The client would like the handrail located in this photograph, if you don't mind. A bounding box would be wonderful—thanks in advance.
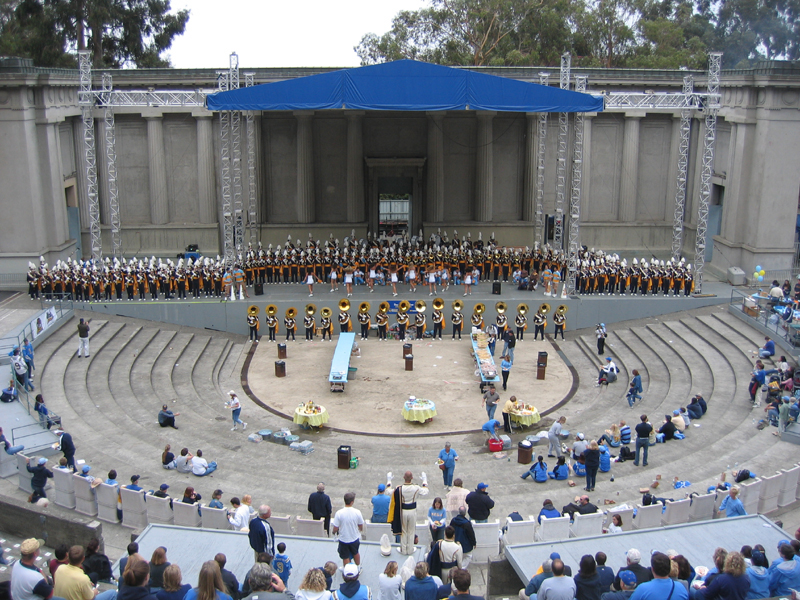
[729,288,798,347]
[11,421,59,454]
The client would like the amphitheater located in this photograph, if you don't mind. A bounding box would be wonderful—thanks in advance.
[0,285,798,596]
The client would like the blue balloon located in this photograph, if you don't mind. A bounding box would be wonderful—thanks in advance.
[756,265,762,272]
[758,275,764,281]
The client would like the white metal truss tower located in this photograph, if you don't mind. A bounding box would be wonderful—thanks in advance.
[244,72,258,247]
[671,75,693,261]
[101,73,122,259]
[229,53,244,257]
[693,53,722,293]
[78,50,102,261]
[566,76,587,294]
[553,53,571,250]
[217,68,234,266]
[534,73,549,247]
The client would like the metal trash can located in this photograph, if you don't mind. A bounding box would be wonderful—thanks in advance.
[278,343,287,359]
[405,354,413,371]
[518,440,533,464]
[537,351,548,380]
[403,343,412,357]
[275,360,286,377]
[338,445,352,469]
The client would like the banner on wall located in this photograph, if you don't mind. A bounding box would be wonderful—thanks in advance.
[30,307,58,340]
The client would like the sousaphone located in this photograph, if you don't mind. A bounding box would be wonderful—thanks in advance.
[556,305,569,315]
[398,300,411,313]
[432,297,444,311]
[286,307,297,319]
[378,301,390,314]
[517,303,529,315]
[539,303,551,315]
[266,304,278,316]
[320,307,332,319]
[452,299,463,312]
[495,301,507,314]
[474,303,485,315]
[359,301,371,314]
[339,298,351,312]
[305,304,316,316]
[415,300,427,313]
[247,305,260,316]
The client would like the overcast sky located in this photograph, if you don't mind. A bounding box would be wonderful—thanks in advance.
[168,0,426,69]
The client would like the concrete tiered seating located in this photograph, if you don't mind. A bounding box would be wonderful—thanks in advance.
[502,517,536,547]
[145,495,174,525]
[96,483,120,523]
[73,474,97,516]
[120,487,148,529]
[295,517,326,538]
[632,504,662,530]
[52,466,75,509]
[270,515,294,535]
[661,498,691,526]
[570,512,604,537]
[173,501,202,527]
[416,520,432,548]
[779,466,800,507]
[364,521,392,542]
[757,472,782,514]
[739,478,763,515]
[604,507,634,532]
[470,520,500,562]
[16,453,32,493]
[688,493,716,522]
[201,506,233,530]
[535,516,570,541]
[0,446,17,478]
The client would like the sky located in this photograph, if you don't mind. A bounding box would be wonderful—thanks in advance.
[167,0,427,70]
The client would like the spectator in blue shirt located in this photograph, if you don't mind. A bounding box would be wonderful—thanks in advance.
[630,552,688,600]
[126,475,143,492]
[22,338,34,379]
[719,486,747,518]
[759,337,776,359]
[482,419,501,441]
[209,489,224,509]
[272,542,292,585]
[537,499,561,524]
[371,483,391,523]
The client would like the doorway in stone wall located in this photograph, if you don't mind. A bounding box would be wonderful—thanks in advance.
[378,177,412,238]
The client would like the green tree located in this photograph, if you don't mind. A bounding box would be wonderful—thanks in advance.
[0,0,189,68]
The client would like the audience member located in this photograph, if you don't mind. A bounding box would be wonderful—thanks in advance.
[404,562,437,600]
[53,545,99,600]
[574,554,603,600]
[628,552,687,600]
[450,570,482,600]
[334,564,370,600]
[214,554,240,600]
[117,555,156,600]
[156,565,192,600]
[613,550,653,590]
[519,559,552,600]
[536,559,576,600]
[378,562,402,600]
[11,538,53,600]
[184,561,232,600]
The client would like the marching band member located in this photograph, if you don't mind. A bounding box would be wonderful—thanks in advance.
[515,309,527,340]
[463,269,472,296]
[551,268,562,298]
[343,267,354,297]
[553,309,566,341]
[396,308,409,340]
[306,272,317,297]
[266,312,278,342]
[329,265,339,292]
[533,309,546,341]
[451,309,463,341]
[284,312,296,341]
[338,308,352,333]
[426,266,436,295]
[432,307,444,340]
[496,312,508,339]
[357,308,371,340]
[247,311,259,343]
[407,262,417,293]
[304,311,315,341]
[389,266,399,297]
[320,311,333,341]
[414,311,426,340]
[471,310,483,330]
[376,308,389,341]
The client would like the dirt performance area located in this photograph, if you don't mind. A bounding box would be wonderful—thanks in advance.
[246,332,572,435]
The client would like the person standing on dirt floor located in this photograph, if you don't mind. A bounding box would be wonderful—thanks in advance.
[596,323,607,355]
[548,416,566,458]
[226,391,247,431]
[438,443,458,489]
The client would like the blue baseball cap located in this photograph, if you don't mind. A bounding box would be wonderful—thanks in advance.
[550,552,560,560]
[619,571,637,587]
[477,482,488,490]
[378,484,386,492]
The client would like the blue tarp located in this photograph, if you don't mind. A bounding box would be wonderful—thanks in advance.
[206,60,603,113]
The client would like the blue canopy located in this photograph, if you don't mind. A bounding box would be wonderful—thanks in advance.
[206,60,603,113]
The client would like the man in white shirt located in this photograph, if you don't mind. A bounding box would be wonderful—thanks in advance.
[191,449,217,476]
[398,471,429,555]
[332,492,365,566]
[228,497,252,530]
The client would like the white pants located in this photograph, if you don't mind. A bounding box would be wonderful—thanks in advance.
[401,509,416,554]
[78,337,90,357]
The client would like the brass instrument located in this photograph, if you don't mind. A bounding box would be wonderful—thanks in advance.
[398,300,411,313]
[286,307,297,319]
[378,301,390,314]
[432,297,444,310]
[338,298,351,312]
[359,301,371,314]
[247,305,260,316]
[305,303,316,316]
[474,303,485,315]
[517,303,529,315]
[539,303,551,315]
[496,301,507,314]
[556,304,569,315]
[321,307,332,319]
[452,299,463,312]
[266,304,278,316]
[415,300,427,313]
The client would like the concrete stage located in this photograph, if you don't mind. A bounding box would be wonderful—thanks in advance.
[245,333,571,436]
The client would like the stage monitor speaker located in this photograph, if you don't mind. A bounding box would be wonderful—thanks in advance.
[254,283,264,296]
[492,282,501,295]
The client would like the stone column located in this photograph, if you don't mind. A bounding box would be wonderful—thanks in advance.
[146,115,169,225]
[426,112,445,222]
[346,111,365,223]
[619,113,643,222]
[295,111,315,223]
[474,111,495,222]
[522,113,537,222]
[195,114,216,224]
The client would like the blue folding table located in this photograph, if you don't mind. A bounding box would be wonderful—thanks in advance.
[329,332,356,392]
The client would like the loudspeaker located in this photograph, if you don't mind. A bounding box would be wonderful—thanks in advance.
[254,283,264,296]
[492,282,501,295]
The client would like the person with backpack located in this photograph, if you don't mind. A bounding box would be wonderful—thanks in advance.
[521,455,548,482]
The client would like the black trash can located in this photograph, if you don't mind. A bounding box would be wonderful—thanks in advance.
[537,351,548,380]
[278,343,287,359]
[275,360,286,377]
[338,445,352,469]
[492,282,502,295]
[405,354,413,371]
[518,440,533,464]
[403,343,412,357]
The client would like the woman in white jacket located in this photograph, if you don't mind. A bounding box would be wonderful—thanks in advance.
[295,568,332,600]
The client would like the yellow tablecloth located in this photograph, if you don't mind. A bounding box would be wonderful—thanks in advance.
[510,408,541,426]
[403,400,437,423]
[293,406,329,427]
